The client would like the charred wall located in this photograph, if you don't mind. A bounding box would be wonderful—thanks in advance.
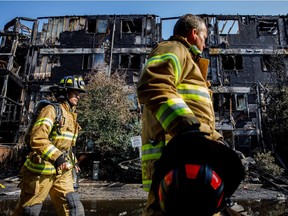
[0,14,161,146]
[201,14,288,155]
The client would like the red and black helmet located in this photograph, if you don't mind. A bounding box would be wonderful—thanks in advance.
[154,131,245,215]
[158,163,225,215]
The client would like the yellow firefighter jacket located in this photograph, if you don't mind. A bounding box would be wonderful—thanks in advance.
[137,37,223,192]
[24,101,80,175]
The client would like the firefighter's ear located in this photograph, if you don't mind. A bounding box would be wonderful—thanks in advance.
[191,29,198,40]
[187,29,197,44]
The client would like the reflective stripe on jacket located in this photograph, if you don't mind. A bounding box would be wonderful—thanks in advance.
[24,101,79,175]
[137,39,223,191]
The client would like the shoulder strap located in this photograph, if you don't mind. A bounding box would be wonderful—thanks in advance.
[49,102,63,135]
[23,100,62,150]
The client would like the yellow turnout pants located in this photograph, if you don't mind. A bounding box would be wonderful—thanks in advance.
[13,166,75,216]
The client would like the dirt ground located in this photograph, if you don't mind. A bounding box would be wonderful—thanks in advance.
[1,177,288,215]
[1,177,286,201]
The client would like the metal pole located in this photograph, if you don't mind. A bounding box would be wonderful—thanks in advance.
[108,15,116,77]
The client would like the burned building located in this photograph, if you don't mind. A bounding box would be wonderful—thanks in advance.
[202,14,288,156]
[0,14,288,159]
[0,14,161,149]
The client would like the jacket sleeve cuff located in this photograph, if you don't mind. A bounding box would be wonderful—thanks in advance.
[54,155,66,169]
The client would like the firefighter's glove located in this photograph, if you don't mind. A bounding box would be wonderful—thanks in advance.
[179,116,203,135]
[54,155,72,175]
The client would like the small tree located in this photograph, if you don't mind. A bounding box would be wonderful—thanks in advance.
[77,72,142,182]
[262,55,288,170]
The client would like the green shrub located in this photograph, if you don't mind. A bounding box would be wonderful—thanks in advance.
[76,72,142,182]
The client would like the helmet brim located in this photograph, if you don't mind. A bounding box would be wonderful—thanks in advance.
[49,86,86,93]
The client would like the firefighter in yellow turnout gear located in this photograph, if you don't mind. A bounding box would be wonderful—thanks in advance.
[137,14,227,215]
[13,75,86,216]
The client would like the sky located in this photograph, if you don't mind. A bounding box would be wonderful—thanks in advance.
[0,1,288,39]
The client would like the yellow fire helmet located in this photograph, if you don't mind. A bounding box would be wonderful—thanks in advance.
[50,75,86,94]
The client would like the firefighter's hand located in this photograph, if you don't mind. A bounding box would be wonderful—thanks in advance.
[54,155,72,174]
[58,162,73,171]
[74,164,81,173]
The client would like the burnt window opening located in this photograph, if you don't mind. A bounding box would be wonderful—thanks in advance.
[215,93,248,112]
[207,17,217,46]
[213,93,220,113]
[120,55,129,68]
[122,19,142,33]
[218,19,239,35]
[87,19,96,33]
[119,54,141,69]
[262,55,285,72]
[82,54,92,70]
[0,35,4,47]
[97,20,108,33]
[262,55,273,71]
[248,94,257,104]
[213,93,247,113]
[258,20,278,36]
[224,94,235,111]
[0,56,8,69]
[87,19,108,34]
[213,93,236,113]
[69,18,78,31]
[222,55,243,70]
[235,94,247,111]
[130,55,141,69]
[92,54,105,69]
[146,18,152,35]
[19,20,33,36]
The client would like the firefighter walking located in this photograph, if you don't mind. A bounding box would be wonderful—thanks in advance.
[137,14,244,215]
[13,75,86,216]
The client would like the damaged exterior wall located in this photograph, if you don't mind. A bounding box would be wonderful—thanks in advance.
[0,14,161,150]
[202,14,288,155]
[0,14,287,157]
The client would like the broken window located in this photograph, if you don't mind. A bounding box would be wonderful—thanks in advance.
[87,19,97,33]
[258,20,278,36]
[87,19,108,34]
[119,54,141,69]
[0,35,4,48]
[120,54,129,68]
[92,54,105,69]
[235,94,247,111]
[122,19,142,33]
[97,20,108,33]
[207,17,217,46]
[224,94,235,111]
[146,18,152,34]
[219,93,247,112]
[0,56,8,69]
[19,20,33,36]
[82,54,92,70]
[218,19,239,35]
[69,18,78,31]
[130,55,141,69]
[222,55,243,70]
[262,55,273,71]
[262,55,285,72]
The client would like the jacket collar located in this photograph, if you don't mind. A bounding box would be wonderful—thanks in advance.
[168,35,202,61]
